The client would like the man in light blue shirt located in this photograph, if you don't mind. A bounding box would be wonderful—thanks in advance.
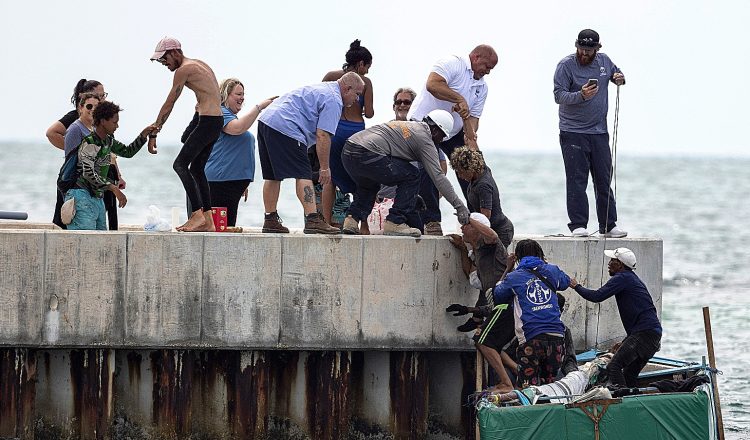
[554,29,626,238]
[257,72,365,234]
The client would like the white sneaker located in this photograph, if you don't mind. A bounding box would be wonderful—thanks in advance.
[603,226,628,238]
[571,227,589,237]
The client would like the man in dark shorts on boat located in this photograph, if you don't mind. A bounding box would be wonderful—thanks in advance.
[149,36,223,232]
[570,247,662,388]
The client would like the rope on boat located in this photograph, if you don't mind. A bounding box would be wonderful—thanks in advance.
[595,84,621,350]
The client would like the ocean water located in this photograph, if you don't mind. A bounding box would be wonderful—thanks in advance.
[1,142,748,437]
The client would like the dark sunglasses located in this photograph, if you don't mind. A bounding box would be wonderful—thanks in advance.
[85,103,96,110]
[394,99,412,106]
[98,92,108,100]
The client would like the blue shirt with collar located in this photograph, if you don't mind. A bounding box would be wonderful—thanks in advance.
[258,82,343,147]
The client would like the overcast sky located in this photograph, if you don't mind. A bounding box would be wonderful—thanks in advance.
[2,0,748,157]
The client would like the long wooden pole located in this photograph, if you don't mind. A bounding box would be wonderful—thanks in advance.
[475,350,483,439]
[703,306,725,440]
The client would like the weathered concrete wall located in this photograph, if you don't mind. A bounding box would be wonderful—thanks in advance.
[1,348,476,440]
[0,230,662,351]
[0,230,662,439]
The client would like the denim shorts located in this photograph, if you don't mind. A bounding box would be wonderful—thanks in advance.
[65,188,106,230]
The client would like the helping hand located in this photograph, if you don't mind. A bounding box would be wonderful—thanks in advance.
[148,137,158,154]
[111,187,127,208]
[446,304,469,316]
[456,206,470,225]
[506,253,517,268]
[452,100,470,119]
[447,234,466,251]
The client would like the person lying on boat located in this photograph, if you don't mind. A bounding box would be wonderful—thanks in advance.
[570,247,662,389]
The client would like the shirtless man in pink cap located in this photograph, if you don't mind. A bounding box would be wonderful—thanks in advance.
[149,36,222,232]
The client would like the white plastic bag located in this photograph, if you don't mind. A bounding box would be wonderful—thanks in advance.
[367,198,394,235]
[143,205,171,232]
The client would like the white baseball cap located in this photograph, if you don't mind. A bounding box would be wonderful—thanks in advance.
[469,212,490,227]
[150,36,181,61]
[604,247,636,269]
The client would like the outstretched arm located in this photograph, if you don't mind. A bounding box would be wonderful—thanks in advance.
[224,97,276,135]
[464,117,479,149]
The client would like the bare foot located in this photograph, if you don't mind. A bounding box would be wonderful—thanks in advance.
[200,211,216,232]
[488,383,515,394]
[360,223,370,235]
[177,211,207,232]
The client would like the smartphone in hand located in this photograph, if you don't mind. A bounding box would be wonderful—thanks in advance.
[585,78,599,88]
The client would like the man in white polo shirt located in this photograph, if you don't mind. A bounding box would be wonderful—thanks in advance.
[407,45,498,235]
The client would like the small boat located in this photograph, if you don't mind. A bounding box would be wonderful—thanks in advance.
[476,352,721,439]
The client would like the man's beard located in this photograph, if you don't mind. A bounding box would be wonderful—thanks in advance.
[577,52,594,66]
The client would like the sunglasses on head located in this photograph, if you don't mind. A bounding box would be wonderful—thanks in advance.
[394,99,412,106]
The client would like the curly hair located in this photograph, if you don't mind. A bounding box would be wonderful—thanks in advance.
[93,101,122,126]
[449,146,485,175]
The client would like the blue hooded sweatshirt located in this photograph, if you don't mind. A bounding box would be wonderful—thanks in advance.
[493,256,571,344]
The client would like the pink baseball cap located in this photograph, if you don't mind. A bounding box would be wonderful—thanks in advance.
[150,36,181,60]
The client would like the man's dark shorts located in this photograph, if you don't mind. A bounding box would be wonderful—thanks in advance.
[258,121,313,180]
[474,305,515,352]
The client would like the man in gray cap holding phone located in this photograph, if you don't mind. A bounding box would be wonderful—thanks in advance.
[554,29,626,238]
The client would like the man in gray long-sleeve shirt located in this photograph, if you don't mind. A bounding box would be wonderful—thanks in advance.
[341,109,470,237]
[554,29,627,238]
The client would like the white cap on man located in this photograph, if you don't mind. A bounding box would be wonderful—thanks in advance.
[604,247,636,269]
[469,212,490,228]
[150,36,181,60]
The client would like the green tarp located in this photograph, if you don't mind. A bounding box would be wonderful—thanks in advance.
[479,391,711,440]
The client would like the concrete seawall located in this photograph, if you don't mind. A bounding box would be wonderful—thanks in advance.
[0,229,662,439]
[0,230,662,350]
